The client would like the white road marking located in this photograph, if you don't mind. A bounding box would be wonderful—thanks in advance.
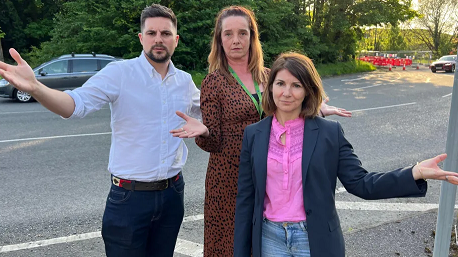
[336,201,457,212]
[336,187,347,194]
[0,108,109,115]
[442,93,452,98]
[341,76,369,82]
[175,239,203,257]
[0,232,101,253]
[1,201,452,255]
[0,110,50,115]
[350,102,416,112]
[0,132,112,144]
[352,83,383,90]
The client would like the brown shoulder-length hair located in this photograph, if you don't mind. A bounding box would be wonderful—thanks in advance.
[207,6,268,85]
[262,52,327,119]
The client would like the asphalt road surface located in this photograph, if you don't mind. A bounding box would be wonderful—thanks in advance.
[0,67,456,257]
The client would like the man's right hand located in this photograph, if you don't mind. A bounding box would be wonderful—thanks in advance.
[0,48,40,94]
[0,48,76,118]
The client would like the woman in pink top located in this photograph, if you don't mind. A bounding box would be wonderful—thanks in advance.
[233,52,458,257]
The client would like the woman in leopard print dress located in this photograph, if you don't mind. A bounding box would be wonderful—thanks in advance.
[195,6,351,256]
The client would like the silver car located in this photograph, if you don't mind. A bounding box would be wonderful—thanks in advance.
[0,53,121,102]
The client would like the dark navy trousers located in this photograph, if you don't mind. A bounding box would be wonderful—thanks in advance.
[101,174,185,257]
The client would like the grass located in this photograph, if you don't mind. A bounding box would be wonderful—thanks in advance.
[189,71,207,89]
[190,60,376,87]
[315,60,376,77]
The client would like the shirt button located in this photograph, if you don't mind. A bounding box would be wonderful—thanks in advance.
[162,160,165,163]
[163,141,166,144]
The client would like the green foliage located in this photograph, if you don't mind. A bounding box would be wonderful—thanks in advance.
[189,70,207,88]
[1,0,418,69]
[315,60,376,77]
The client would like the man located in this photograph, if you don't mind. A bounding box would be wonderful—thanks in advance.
[0,4,207,257]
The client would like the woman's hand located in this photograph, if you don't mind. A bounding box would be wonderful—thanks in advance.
[320,97,352,117]
[413,154,458,185]
[170,111,209,138]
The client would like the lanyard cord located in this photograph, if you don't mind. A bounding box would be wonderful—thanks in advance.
[228,66,263,120]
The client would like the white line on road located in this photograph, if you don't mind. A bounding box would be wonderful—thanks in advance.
[1,201,453,254]
[352,83,383,90]
[0,108,109,115]
[341,76,369,82]
[0,110,50,115]
[336,201,457,212]
[442,93,452,98]
[175,239,204,257]
[0,132,112,144]
[350,102,416,112]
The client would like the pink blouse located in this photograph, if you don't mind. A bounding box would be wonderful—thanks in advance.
[263,115,307,222]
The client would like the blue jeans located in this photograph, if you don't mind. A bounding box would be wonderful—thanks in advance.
[101,173,185,257]
[261,218,311,257]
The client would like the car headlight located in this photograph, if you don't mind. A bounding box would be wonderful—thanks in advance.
[0,79,10,87]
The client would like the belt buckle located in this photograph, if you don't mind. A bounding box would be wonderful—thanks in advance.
[112,176,121,187]
[165,179,168,189]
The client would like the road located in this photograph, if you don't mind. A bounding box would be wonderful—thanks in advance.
[0,67,456,257]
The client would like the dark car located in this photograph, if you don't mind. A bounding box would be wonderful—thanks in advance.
[430,55,456,73]
[0,53,122,102]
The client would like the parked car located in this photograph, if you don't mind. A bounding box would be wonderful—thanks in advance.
[430,55,456,73]
[0,53,122,102]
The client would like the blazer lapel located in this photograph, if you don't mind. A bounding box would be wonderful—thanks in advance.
[254,116,272,199]
[301,118,319,185]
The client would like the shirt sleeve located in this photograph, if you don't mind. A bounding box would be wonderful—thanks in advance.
[188,78,202,121]
[64,62,122,119]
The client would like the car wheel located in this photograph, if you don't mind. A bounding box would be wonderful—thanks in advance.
[453,65,456,73]
[431,68,436,73]
[14,89,33,103]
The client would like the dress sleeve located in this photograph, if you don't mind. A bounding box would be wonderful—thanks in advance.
[195,73,223,152]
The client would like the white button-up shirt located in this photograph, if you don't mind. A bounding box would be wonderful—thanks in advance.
[65,52,201,182]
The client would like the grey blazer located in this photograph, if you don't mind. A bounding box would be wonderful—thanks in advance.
[234,116,427,257]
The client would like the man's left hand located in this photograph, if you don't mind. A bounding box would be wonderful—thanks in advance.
[321,97,352,117]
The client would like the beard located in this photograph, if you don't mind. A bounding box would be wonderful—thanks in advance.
[146,45,171,63]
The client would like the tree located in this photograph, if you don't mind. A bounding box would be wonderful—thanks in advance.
[0,0,64,62]
[408,0,458,58]
[300,0,416,63]
[0,27,5,62]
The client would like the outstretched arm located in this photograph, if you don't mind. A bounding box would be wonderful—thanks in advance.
[413,154,458,184]
[0,48,75,117]
[320,97,352,117]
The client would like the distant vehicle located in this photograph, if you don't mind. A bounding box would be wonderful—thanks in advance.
[0,53,122,102]
[430,55,456,73]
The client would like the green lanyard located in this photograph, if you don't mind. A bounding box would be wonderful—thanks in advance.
[228,66,263,120]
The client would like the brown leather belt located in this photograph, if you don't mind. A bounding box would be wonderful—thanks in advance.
[112,172,181,191]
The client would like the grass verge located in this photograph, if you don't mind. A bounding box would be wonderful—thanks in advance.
[315,60,376,77]
[189,71,206,89]
[189,60,376,88]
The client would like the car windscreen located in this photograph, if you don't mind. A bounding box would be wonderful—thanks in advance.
[439,56,456,61]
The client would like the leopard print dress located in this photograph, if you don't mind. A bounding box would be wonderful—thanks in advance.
[195,69,267,256]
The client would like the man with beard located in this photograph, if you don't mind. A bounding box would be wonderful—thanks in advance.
[0,4,207,257]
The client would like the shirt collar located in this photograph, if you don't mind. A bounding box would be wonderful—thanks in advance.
[272,114,304,142]
[139,51,177,78]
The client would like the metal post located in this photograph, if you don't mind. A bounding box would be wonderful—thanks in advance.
[433,52,458,256]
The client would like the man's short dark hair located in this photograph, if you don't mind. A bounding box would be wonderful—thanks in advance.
[140,4,177,31]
